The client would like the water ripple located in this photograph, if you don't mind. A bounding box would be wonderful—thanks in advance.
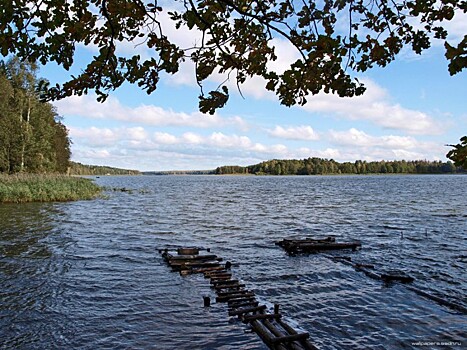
[1,175,466,349]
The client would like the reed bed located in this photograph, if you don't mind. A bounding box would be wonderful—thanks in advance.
[0,174,101,203]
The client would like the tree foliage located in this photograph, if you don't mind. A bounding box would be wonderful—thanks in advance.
[0,0,465,113]
[446,136,467,169]
[0,57,71,173]
[216,158,463,175]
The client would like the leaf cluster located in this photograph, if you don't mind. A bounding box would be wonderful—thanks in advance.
[1,0,465,112]
[446,136,467,169]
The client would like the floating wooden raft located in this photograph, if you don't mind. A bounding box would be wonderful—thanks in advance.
[276,237,361,254]
[160,247,318,350]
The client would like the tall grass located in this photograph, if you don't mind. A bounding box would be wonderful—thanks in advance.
[0,174,102,203]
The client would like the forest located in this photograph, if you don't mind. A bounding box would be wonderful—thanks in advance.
[0,57,71,174]
[70,162,140,176]
[216,158,464,175]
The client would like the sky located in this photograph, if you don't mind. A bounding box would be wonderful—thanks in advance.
[40,6,467,172]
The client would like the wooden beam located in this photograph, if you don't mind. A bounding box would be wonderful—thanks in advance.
[213,283,246,291]
[242,313,282,322]
[270,333,310,344]
[228,304,266,316]
[211,279,239,285]
[228,301,259,309]
[216,291,255,302]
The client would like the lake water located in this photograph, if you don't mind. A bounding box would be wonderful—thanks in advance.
[1,175,466,349]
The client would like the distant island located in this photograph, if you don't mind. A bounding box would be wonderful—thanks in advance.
[213,158,465,176]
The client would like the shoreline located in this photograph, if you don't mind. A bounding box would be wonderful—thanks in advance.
[0,174,102,203]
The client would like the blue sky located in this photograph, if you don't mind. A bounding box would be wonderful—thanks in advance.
[41,8,466,171]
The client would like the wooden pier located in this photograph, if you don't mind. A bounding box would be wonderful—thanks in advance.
[160,247,318,350]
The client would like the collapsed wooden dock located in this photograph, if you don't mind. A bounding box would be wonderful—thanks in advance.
[276,237,361,254]
[160,247,318,350]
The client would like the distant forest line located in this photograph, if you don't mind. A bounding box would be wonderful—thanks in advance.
[215,158,465,175]
[70,162,141,176]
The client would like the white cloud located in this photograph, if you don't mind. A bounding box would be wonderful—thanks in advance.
[326,128,446,160]
[269,125,320,141]
[69,124,451,171]
[69,126,149,147]
[55,94,248,130]
[154,132,178,145]
[301,79,441,135]
[328,128,427,149]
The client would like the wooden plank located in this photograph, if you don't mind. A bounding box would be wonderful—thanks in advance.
[168,254,219,261]
[228,301,259,309]
[208,275,233,282]
[217,289,249,297]
[213,283,246,291]
[276,320,319,350]
[276,237,335,247]
[270,333,309,344]
[242,313,282,322]
[249,320,286,350]
[217,291,255,302]
[179,266,224,275]
[227,296,257,304]
[204,271,230,278]
[177,247,199,255]
[293,242,361,251]
[228,304,266,316]
[182,261,221,268]
[211,279,239,285]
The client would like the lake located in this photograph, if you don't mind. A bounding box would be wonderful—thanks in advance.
[1,175,466,349]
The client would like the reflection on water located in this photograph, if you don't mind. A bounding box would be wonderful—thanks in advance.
[1,175,466,349]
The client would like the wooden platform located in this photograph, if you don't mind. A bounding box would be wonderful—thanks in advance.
[276,237,361,254]
[160,247,318,350]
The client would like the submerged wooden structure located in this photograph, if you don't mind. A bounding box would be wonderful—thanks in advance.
[160,247,318,350]
[276,237,361,254]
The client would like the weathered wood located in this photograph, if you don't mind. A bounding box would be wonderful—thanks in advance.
[179,266,224,275]
[217,291,255,302]
[204,271,231,278]
[228,301,259,309]
[242,313,282,322]
[217,289,249,297]
[276,236,336,247]
[249,320,280,349]
[263,319,287,341]
[177,247,199,255]
[213,283,246,291]
[270,333,310,344]
[228,304,266,316]
[207,274,232,284]
[227,296,257,304]
[291,241,361,252]
[277,320,319,350]
[211,279,239,285]
[278,238,361,254]
[380,274,414,283]
[168,254,219,261]
[182,261,221,268]
[161,246,318,350]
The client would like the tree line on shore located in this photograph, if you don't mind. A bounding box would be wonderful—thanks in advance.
[215,158,464,176]
[0,57,71,174]
[70,162,140,176]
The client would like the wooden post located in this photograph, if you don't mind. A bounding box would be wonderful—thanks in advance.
[203,296,211,307]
